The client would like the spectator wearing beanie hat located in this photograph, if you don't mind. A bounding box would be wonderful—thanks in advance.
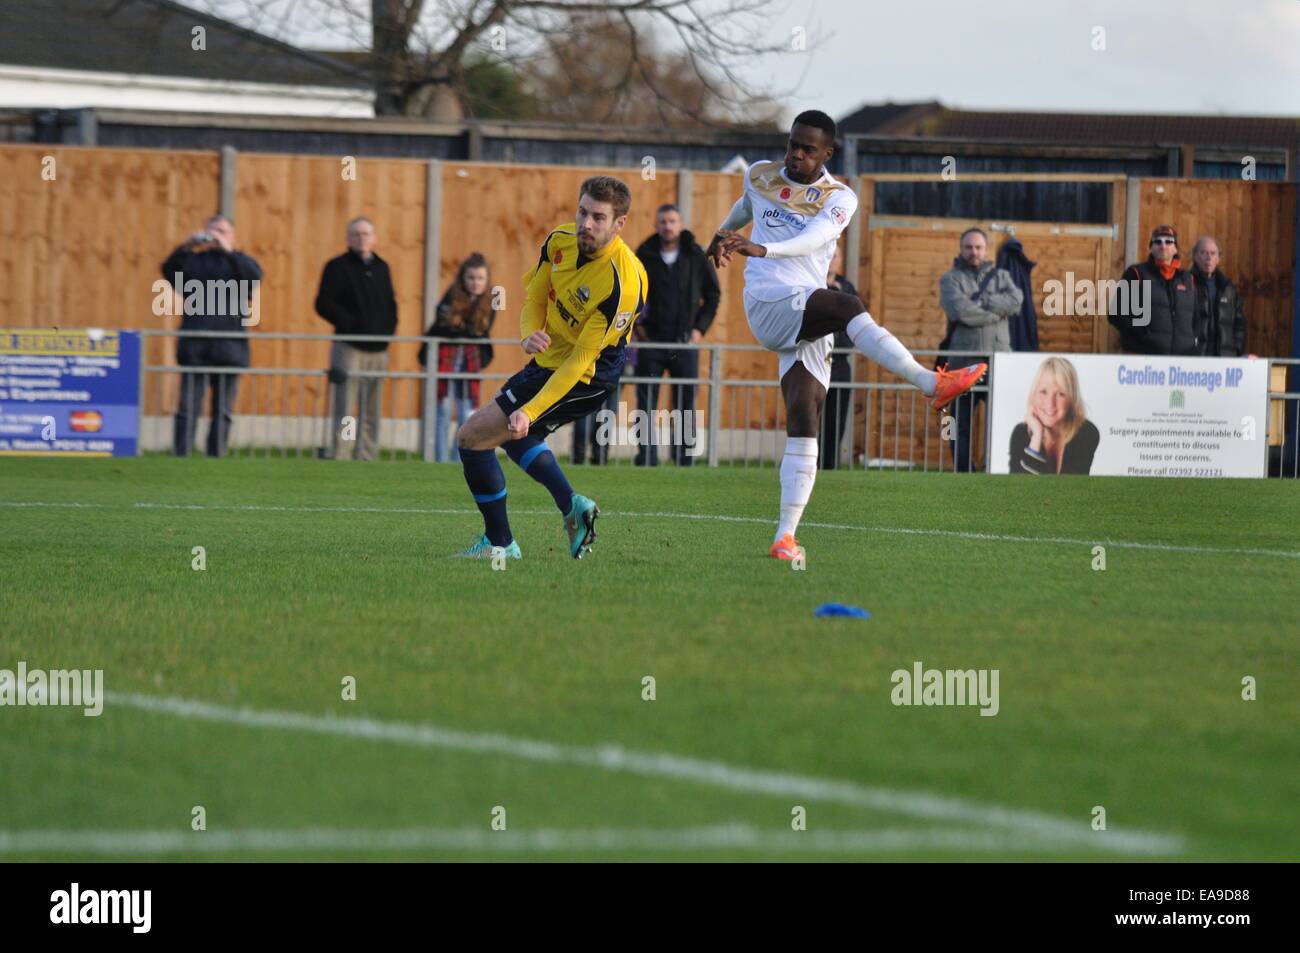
[1108,224,1198,355]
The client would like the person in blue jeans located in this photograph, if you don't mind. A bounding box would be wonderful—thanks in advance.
[419,253,495,462]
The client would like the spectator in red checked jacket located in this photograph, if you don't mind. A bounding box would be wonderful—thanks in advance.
[419,253,496,462]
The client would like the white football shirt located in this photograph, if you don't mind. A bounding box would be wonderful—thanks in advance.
[733,160,859,301]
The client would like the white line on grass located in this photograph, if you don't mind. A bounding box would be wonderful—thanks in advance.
[103,691,1182,857]
[3,499,1297,560]
[0,824,1122,856]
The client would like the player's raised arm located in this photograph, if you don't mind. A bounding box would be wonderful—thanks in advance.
[723,191,856,260]
[707,193,753,268]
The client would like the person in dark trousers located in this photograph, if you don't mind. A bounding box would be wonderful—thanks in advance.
[162,214,262,458]
[1108,224,1197,355]
[633,204,720,466]
[1189,236,1247,357]
[315,216,398,461]
[821,243,857,469]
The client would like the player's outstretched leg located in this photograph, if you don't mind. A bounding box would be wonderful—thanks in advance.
[455,403,520,559]
[771,361,823,560]
[503,434,598,559]
[801,289,988,411]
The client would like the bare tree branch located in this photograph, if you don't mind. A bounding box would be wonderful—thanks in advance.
[188,0,804,126]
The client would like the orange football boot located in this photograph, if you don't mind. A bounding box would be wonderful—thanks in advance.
[931,361,988,412]
[770,533,803,560]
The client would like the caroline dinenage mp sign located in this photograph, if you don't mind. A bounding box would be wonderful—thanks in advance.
[988,353,1270,478]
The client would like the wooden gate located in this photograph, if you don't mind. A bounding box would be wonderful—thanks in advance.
[858,214,1117,468]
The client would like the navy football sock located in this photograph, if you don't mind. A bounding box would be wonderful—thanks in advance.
[460,447,512,546]
[504,436,575,514]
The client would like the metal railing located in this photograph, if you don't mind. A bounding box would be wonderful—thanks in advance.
[137,330,1300,475]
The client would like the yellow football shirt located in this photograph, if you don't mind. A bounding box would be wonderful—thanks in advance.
[517,224,647,421]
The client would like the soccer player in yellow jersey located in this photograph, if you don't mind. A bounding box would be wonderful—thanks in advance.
[454,176,647,560]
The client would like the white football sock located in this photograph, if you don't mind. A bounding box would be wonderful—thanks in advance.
[846,312,937,396]
[776,436,818,541]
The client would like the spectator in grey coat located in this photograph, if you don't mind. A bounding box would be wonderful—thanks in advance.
[939,228,1023,472]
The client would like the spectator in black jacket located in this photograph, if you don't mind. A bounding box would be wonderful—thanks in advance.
[314,217,398,461]
[633,204,720,466]
[161,214,262,458]
[1108,224,1197,355]
[821,242,857,469]
[1190,236,1247,357]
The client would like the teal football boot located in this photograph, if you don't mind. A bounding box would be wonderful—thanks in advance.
[563,494,600,559]
[454,534,521,559]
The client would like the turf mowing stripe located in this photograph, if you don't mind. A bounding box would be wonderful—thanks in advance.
[0,825,1130,856]
[4,499,1298,560]
[104,691,1183,857]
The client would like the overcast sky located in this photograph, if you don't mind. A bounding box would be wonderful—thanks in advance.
[757,0,1300,123]
[201,0,1300,123]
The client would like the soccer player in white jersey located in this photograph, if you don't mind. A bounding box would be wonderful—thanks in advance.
[708,110,986,560]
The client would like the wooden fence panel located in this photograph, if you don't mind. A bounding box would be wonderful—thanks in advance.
[232,153,428,419]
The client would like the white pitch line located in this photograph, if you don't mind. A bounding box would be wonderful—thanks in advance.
[617,510,1300,560]
[3,498,1298,560]
[104,691,1182,857]
[0,824,1108,856]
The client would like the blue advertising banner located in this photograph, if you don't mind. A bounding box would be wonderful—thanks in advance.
[0,329,140,457]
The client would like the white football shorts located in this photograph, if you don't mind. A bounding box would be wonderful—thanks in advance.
[742,287,833,392]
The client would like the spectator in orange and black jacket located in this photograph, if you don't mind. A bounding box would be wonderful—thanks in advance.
[1109,224,1197,356]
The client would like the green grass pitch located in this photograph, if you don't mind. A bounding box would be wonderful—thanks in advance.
[1,455,1296,861]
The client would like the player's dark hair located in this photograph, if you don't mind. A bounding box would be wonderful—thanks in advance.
[656,203,680,216]
[580,176,632,219]
[792,110,837,146]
